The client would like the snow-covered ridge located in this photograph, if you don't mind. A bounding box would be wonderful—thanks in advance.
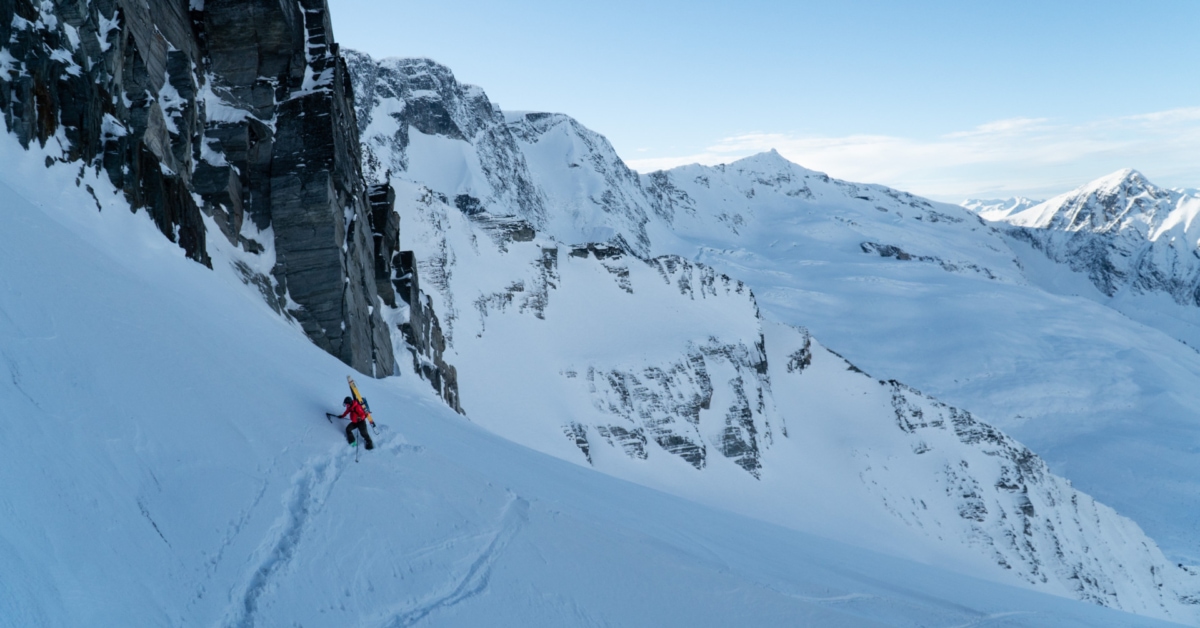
[389,172,1200,620]
[777,336,1200,615]
[345,50,1200,622]
[997,168,1200,304]
[962,197,1043,220]
[646,151,1200,582]
[345,51,657,257]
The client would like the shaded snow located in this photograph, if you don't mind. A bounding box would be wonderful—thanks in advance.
[346,52,1200,623]
[0,135,1186,627]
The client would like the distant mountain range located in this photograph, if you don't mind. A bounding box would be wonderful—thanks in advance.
[961,197,1043,220]
[344,50,1200,622]
[3,0,1200,620]
[969,169,1200,308]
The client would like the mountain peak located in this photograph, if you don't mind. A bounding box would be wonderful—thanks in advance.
[1005,167,1182,232]
[1079,168,1154,197]
[739,148,788,164]
[728,149,808,174]
[1032,168,1161,215]
[371,54,455,79]
[1059,168,1177,215]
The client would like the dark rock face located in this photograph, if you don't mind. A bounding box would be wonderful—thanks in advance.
[1,0,210,265]
[578,255,775,478]
[860,242,1000,280]
[584,337,770,477]
[1001,170,1200,308]
[369,183,401,306]
[354,183,462,411]
[467,213,536,247]
[394,250,461,413]
[785,329,813,374]
[0,0,394,377]
[344,52,547,227]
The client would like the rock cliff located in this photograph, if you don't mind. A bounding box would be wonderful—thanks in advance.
[0,0,394,376]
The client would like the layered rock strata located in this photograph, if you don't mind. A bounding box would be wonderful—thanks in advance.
[0,0,395,376]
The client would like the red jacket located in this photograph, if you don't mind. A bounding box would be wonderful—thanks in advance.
[340,400,368,423]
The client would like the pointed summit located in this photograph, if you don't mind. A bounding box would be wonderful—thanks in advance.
[1061,168,1170,220]
[1006,168,1171,230]
[733,149,794,168]
[999,166,1200,302]
[726,149,822,180]
[1078,168,1157,197]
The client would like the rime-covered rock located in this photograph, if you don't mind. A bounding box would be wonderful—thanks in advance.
[999,169,1200,306]
[345,51,655,257]
[0,0,395,377]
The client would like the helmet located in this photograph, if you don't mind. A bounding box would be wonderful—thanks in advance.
[344,396,353,405]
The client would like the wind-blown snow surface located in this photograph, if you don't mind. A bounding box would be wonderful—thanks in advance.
[0,140,1183,627]
[346,53,1200,622]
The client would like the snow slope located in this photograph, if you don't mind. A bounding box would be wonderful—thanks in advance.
[346,52,1200,621]
[641,156,1200,571]
[963,197,1044,221]
[1,131,1188,627]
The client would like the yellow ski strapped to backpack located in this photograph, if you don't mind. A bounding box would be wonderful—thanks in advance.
[347,376,375,427]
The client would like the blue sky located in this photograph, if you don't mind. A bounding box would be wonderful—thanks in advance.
[327,0,1200,200]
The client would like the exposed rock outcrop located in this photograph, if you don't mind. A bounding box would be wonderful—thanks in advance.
[344,52,547,229]
[0,0,395,377]
[344,50,655,258]
[999,169,1200,308]
[394,249,461,413]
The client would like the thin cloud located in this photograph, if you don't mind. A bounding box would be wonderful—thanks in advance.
[625,108,1200,201]
[946,117,1050,138]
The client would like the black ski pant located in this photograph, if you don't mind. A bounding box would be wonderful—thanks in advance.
[346,420,373,449]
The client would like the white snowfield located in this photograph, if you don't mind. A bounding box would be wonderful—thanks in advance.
[640,153,1200,573]
[962,197,1043,221]
[957,170,1200,562]
[347,53,1200,623]
[1,139,1188,627]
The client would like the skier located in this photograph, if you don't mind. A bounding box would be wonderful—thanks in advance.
[339,396,374,450]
